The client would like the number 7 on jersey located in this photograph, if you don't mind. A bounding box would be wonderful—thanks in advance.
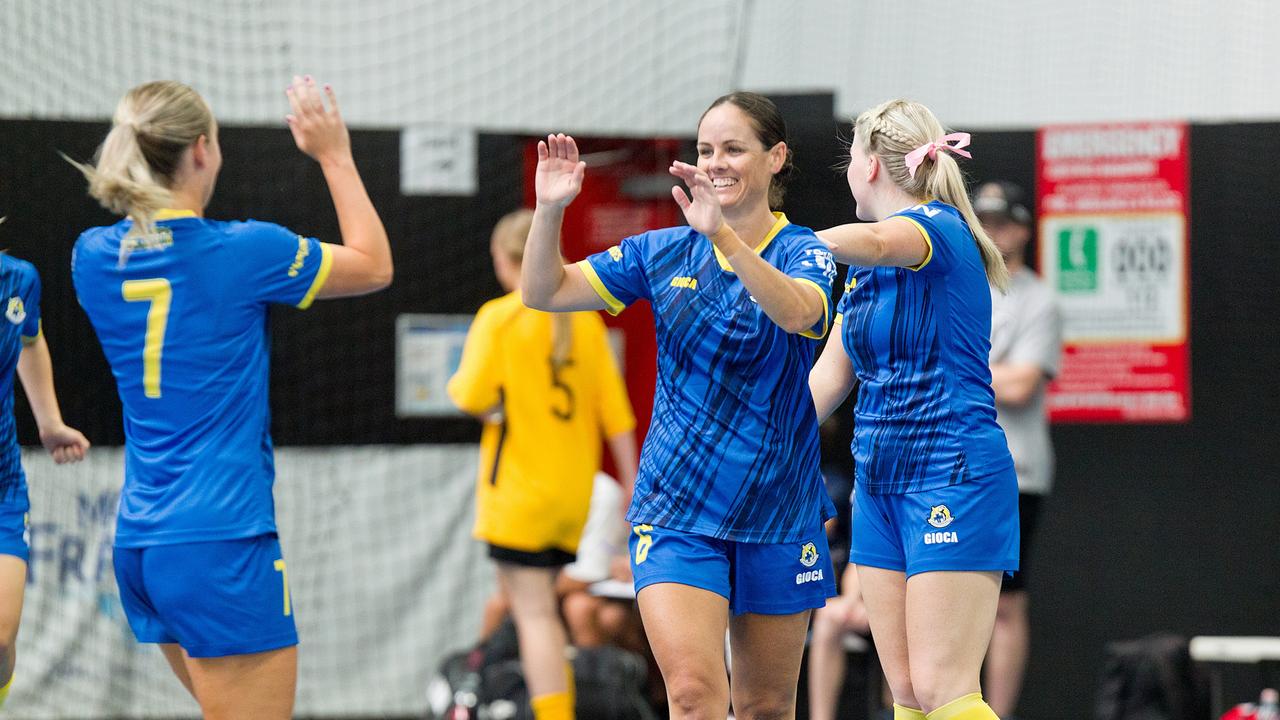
[121,278,172,399]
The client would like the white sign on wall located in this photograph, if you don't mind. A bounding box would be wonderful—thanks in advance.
[400,124,477,196]
[396,313,472,417]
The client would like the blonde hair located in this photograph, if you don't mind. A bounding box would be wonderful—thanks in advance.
[66,81,214,256]
[853,99,1009,290]
[491,209,574,366]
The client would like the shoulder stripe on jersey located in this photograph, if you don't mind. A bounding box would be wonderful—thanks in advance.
[575,260,626,316]
[794,277,830,340]
[20,320,42,346]
[297,243,334,310]
[898,216,935,272]
[713,212,791,272]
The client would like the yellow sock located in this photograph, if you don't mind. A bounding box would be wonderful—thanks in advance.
[530,663,575,720]
[926,693,999,720]
[0,675,11,708]
[895,703,928,719]
[530,690,574,720]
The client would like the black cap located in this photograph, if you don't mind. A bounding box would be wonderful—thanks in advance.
[973,180,1032,226]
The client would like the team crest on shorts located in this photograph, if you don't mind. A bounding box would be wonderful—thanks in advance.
[927,504,954,528]
[5,297,25,325]
[799,541,819,568]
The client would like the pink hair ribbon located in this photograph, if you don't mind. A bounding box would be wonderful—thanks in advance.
[903,132,972,178]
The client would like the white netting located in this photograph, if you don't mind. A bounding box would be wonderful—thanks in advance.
[0,0,746,136]
[11,446,491,719]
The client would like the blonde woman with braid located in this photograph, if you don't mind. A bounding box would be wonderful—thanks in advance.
[70,77,391,719]
[447,208,638,720]
[809,100,1015,720]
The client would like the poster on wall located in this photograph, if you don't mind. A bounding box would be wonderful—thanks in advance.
[1036,121,1191,422]
[395,314,471,417]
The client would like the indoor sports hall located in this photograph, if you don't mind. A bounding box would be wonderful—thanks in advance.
[0,2,1275,720]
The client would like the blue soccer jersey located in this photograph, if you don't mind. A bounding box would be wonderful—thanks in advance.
[578,213,837,543]
[0,255,42,508]
[72,209,332,547]
[837,200,1013,495]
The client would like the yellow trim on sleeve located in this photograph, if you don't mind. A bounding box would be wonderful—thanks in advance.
[899,217,934,271]
[834,312,843,325]
[575,260,626,316]
[296,243,334,310]
[794,278,830,339]
[21,319,42,346]
[713,212,790,272]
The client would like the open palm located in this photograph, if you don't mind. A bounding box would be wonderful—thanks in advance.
[536,134,586,208]
[669,161,724,236]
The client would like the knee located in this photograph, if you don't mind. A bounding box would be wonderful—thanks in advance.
[732,691,794,720]
[810,607,840,643]
[995,591,1027,624]
[905,673,971,715]
[666,672,726,719]
[561,592,599,645]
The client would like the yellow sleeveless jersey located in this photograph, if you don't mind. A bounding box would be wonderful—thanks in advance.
[447,292,635,553]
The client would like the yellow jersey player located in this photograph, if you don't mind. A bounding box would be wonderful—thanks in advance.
[448,208,637,720]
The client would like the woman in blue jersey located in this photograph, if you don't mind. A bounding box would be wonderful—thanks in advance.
[0,253,90,710]
[809,99,1015,720]
[524,93,838,720]
[68,77,391,719]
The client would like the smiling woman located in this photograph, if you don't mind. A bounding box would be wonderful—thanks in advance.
[521,92,839,720]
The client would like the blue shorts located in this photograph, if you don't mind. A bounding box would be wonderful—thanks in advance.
[851,466,1019,578]
[629,523,836,615]
[0,498,30,562]
[114,534,298,658]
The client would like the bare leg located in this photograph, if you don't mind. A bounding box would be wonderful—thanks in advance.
[984,590,1028,717]
[807,601,849,720]
[183,645,297,720]
[159,643,196,697]
[904,571,1001,713]
[495,563,571,697]
[637,583,730,720]
[728,610,811,720]
[857,566,917,710]
[0,556,27,689]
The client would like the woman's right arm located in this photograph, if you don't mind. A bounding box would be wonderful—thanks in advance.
[809,319,857,423]
[285,76,393,298]
[522,134,608,312]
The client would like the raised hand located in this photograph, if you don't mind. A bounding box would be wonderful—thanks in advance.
[668,161,724,237]
[536,134,586,208]
[285,75,351,164]
[40,423,90,464]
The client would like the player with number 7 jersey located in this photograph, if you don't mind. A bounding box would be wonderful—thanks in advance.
[69,77,390,718]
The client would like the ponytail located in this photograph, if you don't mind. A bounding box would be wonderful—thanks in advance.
[490,207,576,364]
[64,81,213,263]
[550,314,573,367]
[929,153,1009,291]
[64,123,173,242]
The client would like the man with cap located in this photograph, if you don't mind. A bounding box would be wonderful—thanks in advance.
[974,181,1063,720]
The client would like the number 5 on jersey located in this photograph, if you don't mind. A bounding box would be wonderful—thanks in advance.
[121,278,171,398]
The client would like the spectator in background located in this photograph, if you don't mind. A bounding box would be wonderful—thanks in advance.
[449,208,638,720]
[974,181,1063,719]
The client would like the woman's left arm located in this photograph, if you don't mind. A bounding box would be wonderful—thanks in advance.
[17,335,90,463]
[668,161,824,334]
[712,224,826,334]
[817,217,929,268]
